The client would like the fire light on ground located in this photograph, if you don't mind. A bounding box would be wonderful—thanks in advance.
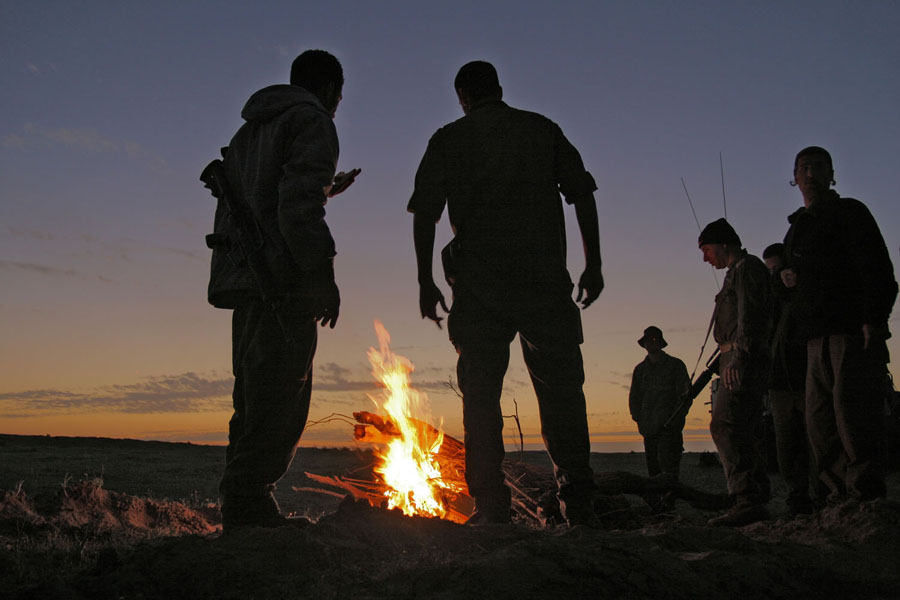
[365,320,463,520]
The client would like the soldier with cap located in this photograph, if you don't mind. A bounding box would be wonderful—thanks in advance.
[629,326,690,483]
[699,218,773,526]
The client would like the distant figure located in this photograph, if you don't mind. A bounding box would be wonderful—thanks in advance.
[208,50,358,530]
[628,326,690,482]
[698,218,772,526]
[763,242,815,515]
[408,61,604,526]
[781,146,897,505]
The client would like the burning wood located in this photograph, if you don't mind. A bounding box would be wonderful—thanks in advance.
[298,322,729,527]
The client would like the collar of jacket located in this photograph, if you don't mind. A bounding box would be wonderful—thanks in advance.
[468,99,506,114]
[787,189,840,223]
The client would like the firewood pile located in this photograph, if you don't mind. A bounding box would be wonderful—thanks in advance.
[301,411,729,527]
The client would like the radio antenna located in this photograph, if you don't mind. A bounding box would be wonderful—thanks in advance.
[720,152,727,220]
[681,177,702,232]
[681,177,719,288]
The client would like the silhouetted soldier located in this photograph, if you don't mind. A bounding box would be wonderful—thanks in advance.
[698,218,772,526]
[781,146,897,506]
[629,326,690,483]
[409,61,603,526]
[763,242,815,515]
[209,50,358,530]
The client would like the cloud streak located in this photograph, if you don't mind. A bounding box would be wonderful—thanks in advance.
[0,372,233,417]
[0,259,117,284]
[1,123,167,170]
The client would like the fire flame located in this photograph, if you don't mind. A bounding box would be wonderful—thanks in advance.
[366,321,460,519]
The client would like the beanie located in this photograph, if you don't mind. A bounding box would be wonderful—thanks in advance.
[698,218,741,248]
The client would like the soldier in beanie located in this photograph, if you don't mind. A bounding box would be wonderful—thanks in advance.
[629,326,690,485]
[699,218,773,526]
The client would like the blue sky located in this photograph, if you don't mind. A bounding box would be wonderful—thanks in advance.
[1,1,898,450]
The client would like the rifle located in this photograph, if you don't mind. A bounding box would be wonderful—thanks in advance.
[663,349,720,428]
[200,157,294,344]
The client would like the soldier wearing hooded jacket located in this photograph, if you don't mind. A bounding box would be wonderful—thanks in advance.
[212,50,358,530]
[780,146,896,505]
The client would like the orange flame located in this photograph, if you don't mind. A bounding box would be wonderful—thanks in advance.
[366,320,460,518]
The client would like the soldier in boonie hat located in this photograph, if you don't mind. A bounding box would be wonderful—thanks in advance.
[637,325,667,349]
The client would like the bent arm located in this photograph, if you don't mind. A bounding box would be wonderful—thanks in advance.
[573,196,602,270]
[413,212,438,286]
[413,212,449,326]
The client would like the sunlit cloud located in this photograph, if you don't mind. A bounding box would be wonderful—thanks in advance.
[0,372,233,417]
[315,361,455,394]
[26,63,40,75]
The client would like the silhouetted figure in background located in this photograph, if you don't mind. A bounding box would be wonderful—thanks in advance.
[699,218,772,526]
[781,146,897,506]
[763,242,816,515]
[211,50,357,530]
[629,326,690,483]
[408,61,603,526]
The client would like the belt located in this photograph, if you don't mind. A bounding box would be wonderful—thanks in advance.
[718,342,737,353]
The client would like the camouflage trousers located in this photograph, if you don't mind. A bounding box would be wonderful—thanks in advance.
[448,289,596,517]
[710,376,771,505]
[806,334,887,502]
[219,300,317,503]
[642,429,683,480]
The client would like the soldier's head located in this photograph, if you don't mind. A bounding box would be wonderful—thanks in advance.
[698,218,741,270]
[454,61,502,115]
[762,243,784,275]
[638,326,667,355]
[291,50,344,117]
[791,146,834,205]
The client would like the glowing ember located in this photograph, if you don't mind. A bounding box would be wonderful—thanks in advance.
[366,320,460,518]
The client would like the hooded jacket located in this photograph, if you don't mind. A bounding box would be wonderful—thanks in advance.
[210,84,339,304]
[782,191,897,344]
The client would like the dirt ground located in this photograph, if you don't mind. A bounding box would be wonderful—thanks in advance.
[1,434,899,599]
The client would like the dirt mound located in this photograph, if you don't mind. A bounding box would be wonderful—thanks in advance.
[4,481,900,599]
[0,479,219,538]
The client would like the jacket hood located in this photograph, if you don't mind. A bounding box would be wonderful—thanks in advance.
[241,84,327,122]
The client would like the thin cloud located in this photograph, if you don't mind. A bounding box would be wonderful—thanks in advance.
[1,123,168,170]
[0,259,116,283]
[6,226,56,241]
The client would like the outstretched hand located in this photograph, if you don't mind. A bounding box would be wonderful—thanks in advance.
[419,279,449,329]
[327,168,361,198]
[576,265,604,309]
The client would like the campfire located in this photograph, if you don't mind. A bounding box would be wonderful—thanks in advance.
[302,321,556,525]
[305,322,474,523]
[362,321,464,520]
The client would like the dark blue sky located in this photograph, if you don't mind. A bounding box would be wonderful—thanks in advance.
[2,1,898,448]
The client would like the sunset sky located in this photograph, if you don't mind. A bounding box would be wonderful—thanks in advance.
[2,1,898,452]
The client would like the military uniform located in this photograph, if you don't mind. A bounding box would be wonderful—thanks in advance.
[783,190,897,502]
[711,249,773,507]
[408,99,598,521]
[629,352,690,479]
[214,84,340,526]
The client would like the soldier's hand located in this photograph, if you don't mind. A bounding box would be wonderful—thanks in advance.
[419,279,449,329]
[576,264,604,309]
[315,281,340,329]
[327,168,361,198]
[862,322,890,350]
